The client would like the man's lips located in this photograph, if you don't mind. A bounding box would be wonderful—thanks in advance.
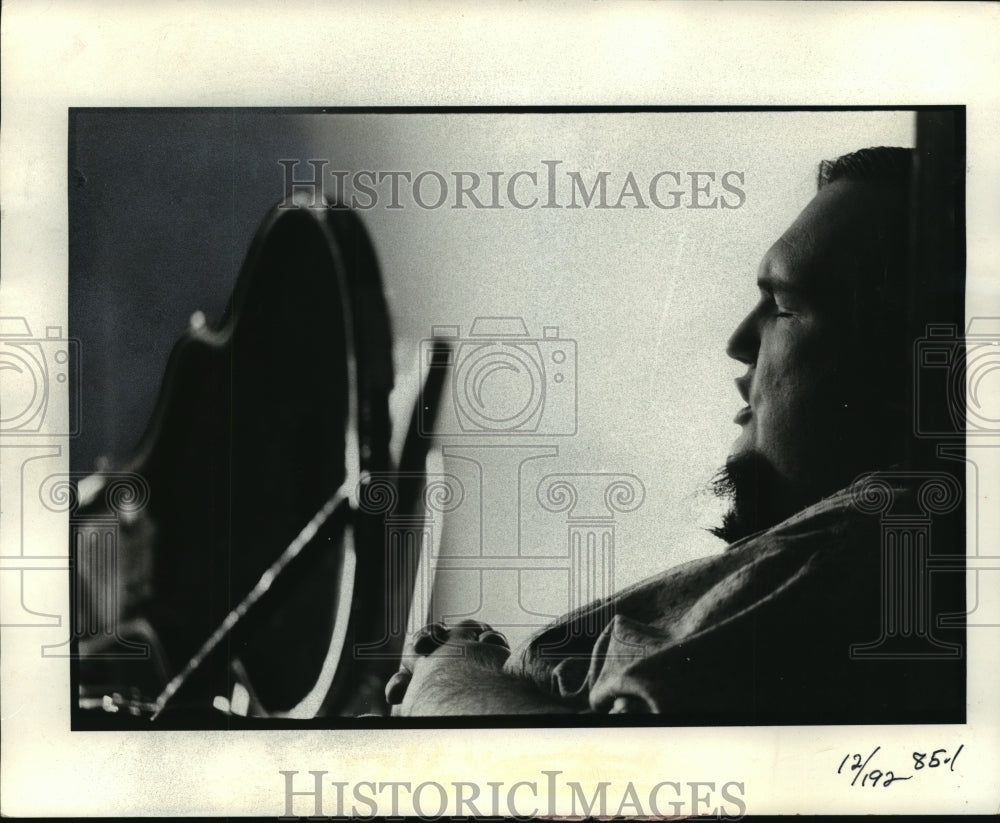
[734,372,752,404]
[734,373,753,425]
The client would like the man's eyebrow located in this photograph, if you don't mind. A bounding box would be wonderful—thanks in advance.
[756,274,808,296]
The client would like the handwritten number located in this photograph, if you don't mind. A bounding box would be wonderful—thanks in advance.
[951,743,963,772]
[851,747,880,787]
[883,770,912,787]
[840,746,961,786]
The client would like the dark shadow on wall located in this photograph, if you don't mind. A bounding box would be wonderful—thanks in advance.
[68,109,366,473]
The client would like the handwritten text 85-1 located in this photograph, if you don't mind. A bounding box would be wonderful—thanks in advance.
[837,745,964,788]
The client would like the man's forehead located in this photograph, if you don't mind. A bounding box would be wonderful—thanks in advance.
[758,179,902,291]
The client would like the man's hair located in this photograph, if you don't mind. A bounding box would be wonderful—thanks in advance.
[817,145,915,190]
[819,146,916,471]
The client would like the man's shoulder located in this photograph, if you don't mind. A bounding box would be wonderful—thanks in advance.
[627,475,897,606]
[517,475,894,659]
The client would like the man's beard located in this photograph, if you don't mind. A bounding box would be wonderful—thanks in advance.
[709,451,806,545]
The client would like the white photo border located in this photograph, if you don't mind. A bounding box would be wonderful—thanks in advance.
[1,1,998,816]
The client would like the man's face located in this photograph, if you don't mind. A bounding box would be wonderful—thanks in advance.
[725,179,899,513]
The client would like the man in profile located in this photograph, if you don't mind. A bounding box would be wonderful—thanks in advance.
[386,147,965,720]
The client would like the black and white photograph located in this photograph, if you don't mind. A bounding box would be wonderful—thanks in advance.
[63,106,969,730]
[2,3,999,818]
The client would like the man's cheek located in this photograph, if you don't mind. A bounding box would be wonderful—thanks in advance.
[760,377,826,450]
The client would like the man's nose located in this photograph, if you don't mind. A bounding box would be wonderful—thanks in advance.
[726,309,758,365]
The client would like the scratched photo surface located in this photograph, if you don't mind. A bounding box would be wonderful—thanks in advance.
[63,107,966,729]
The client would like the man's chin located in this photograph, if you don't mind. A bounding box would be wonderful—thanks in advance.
[709,450,801,546]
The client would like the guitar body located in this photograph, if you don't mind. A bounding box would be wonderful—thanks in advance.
[75,203,396,719]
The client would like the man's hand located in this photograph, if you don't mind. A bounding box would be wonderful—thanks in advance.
[385,620,511,711]
[384,620,575,715]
